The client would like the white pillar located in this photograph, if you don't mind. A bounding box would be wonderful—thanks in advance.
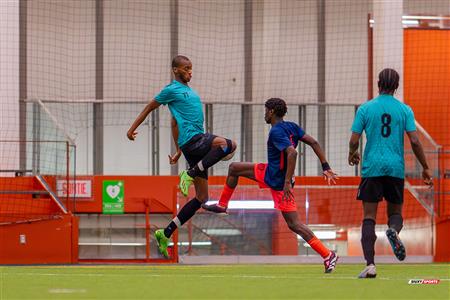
[373,0,403,100]
[0,0,20,172]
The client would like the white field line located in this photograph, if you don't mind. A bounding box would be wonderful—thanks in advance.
[5,272,450,282]
[48,288,86,294]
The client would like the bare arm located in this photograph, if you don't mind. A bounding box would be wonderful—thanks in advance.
[301,134,327,164]
[281,146,297,202]
[284,146,298,185]
[348,132,361,166]
[127,99,161,140]
[168,117,182,164]
[407,131,433,186]
[301,134,338,184]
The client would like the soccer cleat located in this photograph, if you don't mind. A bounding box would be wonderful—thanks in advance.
[201,203,228,215]
[323,251,339,273]
[155,229,170,258]
[358,264,377,278]
[179,170,194,197]
[386,228,406,261]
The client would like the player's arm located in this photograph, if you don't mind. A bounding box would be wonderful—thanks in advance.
[348,132,361,166]
[282,145,298,201]
[301,134,337,184]
[168,117,182,165]
[127,99,161,140]
[406,131,433,186]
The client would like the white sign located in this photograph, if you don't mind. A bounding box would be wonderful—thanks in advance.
[57,180,92,198]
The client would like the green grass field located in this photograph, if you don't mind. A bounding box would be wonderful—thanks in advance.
[0,264,448,299]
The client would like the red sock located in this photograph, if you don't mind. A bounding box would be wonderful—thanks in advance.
[218,184,235,208]
[307,236,331,259]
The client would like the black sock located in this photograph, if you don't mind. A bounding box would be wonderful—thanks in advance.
[361,218,377,266]
[164,198,202,238]
[388,213,403,233]
[187,142,232,178]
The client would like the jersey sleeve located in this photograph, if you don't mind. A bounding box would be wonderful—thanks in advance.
[270,127,293,152]
[297,124,306,139]
[405,106,416,132]
[155,85,175,105]
[351,106,365,134]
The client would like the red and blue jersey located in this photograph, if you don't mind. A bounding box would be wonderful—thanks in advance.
[264,121,305,191]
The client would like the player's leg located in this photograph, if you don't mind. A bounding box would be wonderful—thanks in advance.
[156,176,208,257]
[384,177,406,261]
[180,134,237,196]
[202,162,256,214]
[357,177,382,278]
[186,136,237,179]
[357,201,378,278]
[281,211,338,273]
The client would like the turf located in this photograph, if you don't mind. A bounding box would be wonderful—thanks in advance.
[0,264,448,299]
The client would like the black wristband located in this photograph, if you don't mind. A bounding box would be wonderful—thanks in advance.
[321,162,331,171]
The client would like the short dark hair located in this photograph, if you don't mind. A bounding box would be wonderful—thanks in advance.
[378,68,399,94]
[265,98,287,118]
[172,55,190,68]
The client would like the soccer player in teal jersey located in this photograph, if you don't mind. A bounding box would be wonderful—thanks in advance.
[348,68,433,278]
[127,55,236,258]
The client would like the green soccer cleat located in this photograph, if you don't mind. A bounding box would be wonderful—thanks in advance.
[179,170,194,197]
[155,229,170,258]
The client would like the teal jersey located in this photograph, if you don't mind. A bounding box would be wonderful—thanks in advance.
[155,80,204,147]
[351,94,416,179]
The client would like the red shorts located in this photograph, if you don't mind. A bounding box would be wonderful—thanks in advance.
[254,163,297,212]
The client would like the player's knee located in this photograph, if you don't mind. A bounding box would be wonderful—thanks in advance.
[287,221,300,232]
[228,162,239,176]
[196,194,208,203]
[230,140,237,152]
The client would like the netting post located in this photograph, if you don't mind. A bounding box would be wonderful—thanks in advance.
[151,110,160,175]
[19,0,27,173]
[317,0,326,176]
[169,0,179,176]
[354,105,360,176]
[93,0,104,175]
[32,102,40,174]
[205,104,214,176]
[298,105,306,176]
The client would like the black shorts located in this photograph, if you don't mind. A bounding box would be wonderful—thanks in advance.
[357,176,404,205]
[180,133,217,179]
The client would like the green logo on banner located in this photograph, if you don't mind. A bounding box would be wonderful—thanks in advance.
[102,180,124,214]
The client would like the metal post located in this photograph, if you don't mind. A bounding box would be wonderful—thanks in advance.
[298,105,306,176]
[32,102,40,174]
[317,0,326,175]
[19,0,27,172]
[170,0,179,176]
[151,110,160,175]
[242,0,253,162]
[205,104,214,175]
[94,0,104,175]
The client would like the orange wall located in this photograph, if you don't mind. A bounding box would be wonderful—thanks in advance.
[404,29,450,261]
[404,29,450,148]
[0,214,77,264]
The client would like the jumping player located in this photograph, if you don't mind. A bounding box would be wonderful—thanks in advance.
[127,55,236,258]
[349,68,433,278]
[203,98,339,273]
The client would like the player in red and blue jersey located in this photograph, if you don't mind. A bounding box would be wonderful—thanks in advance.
[202,98,339,273]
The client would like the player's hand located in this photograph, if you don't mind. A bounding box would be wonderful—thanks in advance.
[348,151,360,166]
[422,168,433,187]
[323,169,338,185]
[168,149,182,165]
[282,181,294,203]
[127,129,137,141]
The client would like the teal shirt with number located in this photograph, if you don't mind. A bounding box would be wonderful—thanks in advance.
[351,94,416,179]
[155,80,204,147]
